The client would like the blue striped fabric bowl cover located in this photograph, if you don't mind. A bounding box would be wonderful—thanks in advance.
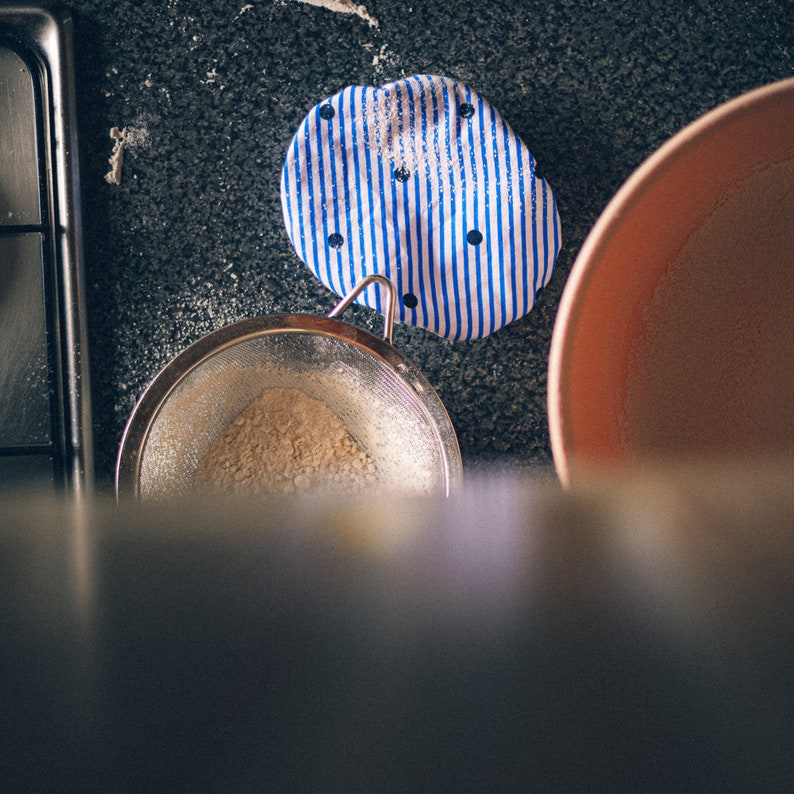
[280,74,562,341]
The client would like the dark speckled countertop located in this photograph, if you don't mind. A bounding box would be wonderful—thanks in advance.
[59,0,792,487]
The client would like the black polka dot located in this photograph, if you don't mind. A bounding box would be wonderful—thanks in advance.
[467,229,483,245]
[394,165,410,182]
[460,102,475,119]
[328,232,344,248]
[319,104,335,120]
[403,292,418,309]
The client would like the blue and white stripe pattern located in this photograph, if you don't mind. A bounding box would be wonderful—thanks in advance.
[280,74,561,340]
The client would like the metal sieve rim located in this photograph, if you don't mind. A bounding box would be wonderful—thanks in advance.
[115,313,462,500]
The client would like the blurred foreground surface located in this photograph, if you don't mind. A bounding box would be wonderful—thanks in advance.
[2,464,793,790]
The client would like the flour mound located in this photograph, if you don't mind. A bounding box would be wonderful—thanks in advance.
[196,387,377,496]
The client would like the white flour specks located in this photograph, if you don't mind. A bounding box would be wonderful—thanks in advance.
[371,42,388,66]
[365,76,455,177]
[367,41,401,78]
[124,116,153,152]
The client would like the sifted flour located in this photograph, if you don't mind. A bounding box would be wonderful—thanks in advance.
[196,387,377,496]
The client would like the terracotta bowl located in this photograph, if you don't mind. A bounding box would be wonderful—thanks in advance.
[548,77,794,485]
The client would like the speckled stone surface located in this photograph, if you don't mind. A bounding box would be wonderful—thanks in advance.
[64,0,792,488]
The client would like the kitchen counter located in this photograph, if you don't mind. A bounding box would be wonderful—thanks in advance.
[59,0,792,487]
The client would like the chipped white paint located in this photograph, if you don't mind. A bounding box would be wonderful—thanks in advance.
[105,127,127,185]
[296,0,378,28]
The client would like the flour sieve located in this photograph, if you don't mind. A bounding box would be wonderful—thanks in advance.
[116,275,462,500]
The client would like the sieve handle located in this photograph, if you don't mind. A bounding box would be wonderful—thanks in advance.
[327,274,397,346]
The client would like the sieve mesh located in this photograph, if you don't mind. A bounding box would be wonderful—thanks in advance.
[132,327,458,500]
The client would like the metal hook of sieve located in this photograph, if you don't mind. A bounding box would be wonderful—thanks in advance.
[327,274,397,346]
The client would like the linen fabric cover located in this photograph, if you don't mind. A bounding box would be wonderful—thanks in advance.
[281,74,561,340]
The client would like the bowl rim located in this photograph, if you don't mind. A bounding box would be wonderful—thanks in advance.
[547,76,794,486]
